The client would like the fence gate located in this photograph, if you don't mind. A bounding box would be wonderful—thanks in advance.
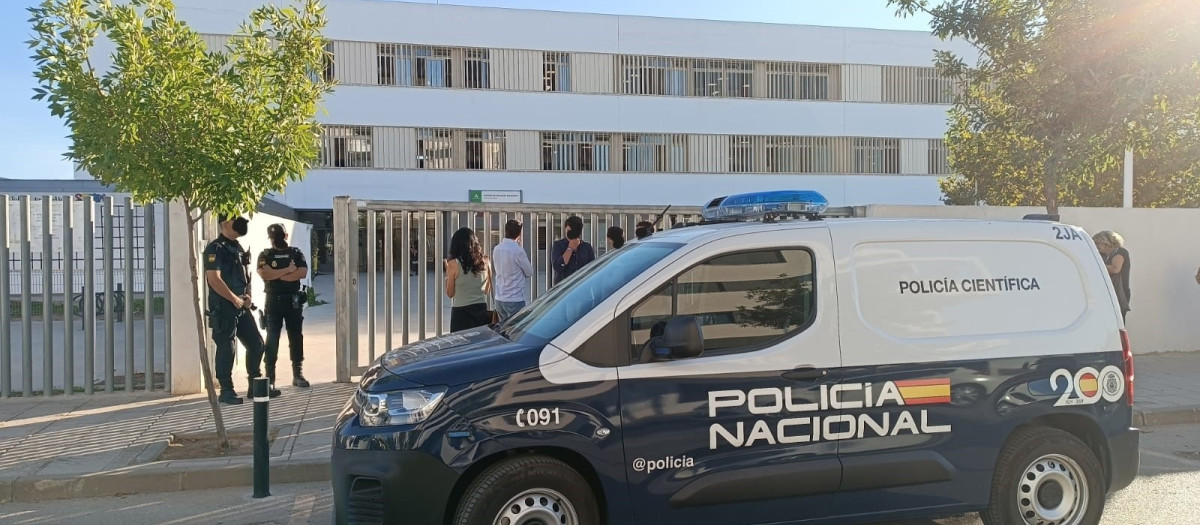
[1,194,170,397]
[332,197,704,382]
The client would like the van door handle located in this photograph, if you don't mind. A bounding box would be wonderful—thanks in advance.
[782,367,829,381]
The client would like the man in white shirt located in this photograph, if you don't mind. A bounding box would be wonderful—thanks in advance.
[491,219,535,321]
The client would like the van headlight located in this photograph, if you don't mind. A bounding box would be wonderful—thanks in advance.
[356,387,447,427]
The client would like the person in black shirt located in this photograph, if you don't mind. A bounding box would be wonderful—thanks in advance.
[257,224,310,390]
[551,215,595,286]
[1093,230,1131,321]
[203,214,266,405]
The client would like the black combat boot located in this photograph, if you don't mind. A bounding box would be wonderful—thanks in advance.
[292,365,310,388]
[218,389,244,405]
[247,376,282,399]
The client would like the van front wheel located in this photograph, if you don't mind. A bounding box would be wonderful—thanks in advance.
[453,455,600,525]
[982,427,1105,525]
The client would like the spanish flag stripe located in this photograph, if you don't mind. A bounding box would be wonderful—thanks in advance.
[894,378,952,387]
[897,384,952,399]
[905,396,952,405]
[1079,378,1098,391]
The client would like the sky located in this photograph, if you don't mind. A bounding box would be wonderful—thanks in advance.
[0,0,933,180]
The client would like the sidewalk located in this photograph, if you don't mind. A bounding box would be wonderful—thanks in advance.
[0,352,1198,504]
[0,381,354,503]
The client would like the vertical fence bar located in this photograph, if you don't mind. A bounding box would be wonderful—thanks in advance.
[383,210,393,353]
[123,197,134,392]
[83,200,95,395]
[41,198,53,396]
[103,196,114,393]
[63,199,74,395]
[417,212,427,340]
[589,213,599,254]
[528,212,537,299]
[20,195,33,397]
[400,211,410,346]
[162,202,171,393]
[434,212,444,336]
[0,196,9,398]
[143,204,155,390]
[543,212,553,291]
[332,196,351,383]
[366,209,376,363]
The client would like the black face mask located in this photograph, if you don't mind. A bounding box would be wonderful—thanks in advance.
[232,217,249,236]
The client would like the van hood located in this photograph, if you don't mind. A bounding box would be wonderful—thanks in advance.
[375,328,552,387]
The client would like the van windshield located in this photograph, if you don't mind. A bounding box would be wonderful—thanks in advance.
[498,242,683,345]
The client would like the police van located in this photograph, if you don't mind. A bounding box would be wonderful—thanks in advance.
[332,190,1139,525]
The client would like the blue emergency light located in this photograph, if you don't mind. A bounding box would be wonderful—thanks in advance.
[702,190,829,221]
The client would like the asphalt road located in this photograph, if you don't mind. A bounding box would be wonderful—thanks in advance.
[2,424,1197,525]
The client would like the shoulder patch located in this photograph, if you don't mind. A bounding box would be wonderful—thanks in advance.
[207,254,216,263]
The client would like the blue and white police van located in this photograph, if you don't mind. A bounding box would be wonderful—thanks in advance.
[332,190,1139,525]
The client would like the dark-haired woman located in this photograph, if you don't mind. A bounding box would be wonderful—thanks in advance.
[445,227,493,331]
[606,226,625,253]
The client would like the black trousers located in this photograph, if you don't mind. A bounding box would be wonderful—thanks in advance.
[210,302,265,391]
[263,294,304,381]
[450,302,490,332]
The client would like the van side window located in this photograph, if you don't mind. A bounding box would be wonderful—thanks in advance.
[628,248,816,359]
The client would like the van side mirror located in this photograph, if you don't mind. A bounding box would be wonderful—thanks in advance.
[662,316,704,359]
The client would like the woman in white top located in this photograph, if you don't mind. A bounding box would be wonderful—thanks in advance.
[445,227,492,331]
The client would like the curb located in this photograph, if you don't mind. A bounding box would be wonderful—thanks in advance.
[1134,405,1200,428]
[0,457,330,504]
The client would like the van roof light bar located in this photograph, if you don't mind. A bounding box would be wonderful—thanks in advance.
[702,190,829,222]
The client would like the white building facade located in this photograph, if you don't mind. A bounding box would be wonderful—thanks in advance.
[83,0,974,210]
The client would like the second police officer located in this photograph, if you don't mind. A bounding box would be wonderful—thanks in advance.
[257,224,310,390]
[204,214,269,405]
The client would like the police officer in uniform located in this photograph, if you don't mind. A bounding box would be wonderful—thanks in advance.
[204,214,269,405]
[257,224,310,389]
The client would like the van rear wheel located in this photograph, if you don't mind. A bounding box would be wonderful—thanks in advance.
[453,455,600,525]
[982,427,1105,525]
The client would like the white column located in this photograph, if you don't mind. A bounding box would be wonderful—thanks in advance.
[1123,149,1134,208]
[167,200,202,394]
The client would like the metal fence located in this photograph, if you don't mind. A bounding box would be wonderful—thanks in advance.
[0,194,171,397]
[332,198,712,381]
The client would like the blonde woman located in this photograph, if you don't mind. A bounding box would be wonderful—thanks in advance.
[1093,231,1131,321]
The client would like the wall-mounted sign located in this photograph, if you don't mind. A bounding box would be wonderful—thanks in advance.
[469,190,523,203]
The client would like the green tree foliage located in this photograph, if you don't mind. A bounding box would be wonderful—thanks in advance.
[891,0,1200,212]
[28,0,332,447]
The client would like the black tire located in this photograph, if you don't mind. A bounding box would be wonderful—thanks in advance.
[71,294,86,318]
[452,455,600,525]
[982,427,1105,525]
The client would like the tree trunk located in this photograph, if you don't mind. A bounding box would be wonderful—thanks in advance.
[1043,144,1063,216]
[185,204,229,450]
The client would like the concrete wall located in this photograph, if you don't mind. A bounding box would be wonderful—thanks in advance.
[276,170,943,209]
[864,205,1200,353]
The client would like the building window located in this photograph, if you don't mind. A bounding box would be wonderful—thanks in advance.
[766,63,830,101]
[377,44,397,85]
[621,134,686,172]
[693,59,753,98]
[928,139,952,175]
[619,56,687,96]
[543,52,571,92]
[464,48,490,89]
[730,136,757,172]
[883,66,954,104]
[466,130,506,170]
[541,132,611,171]
[417,128,453,169]
[319,41,335,83]
[853,138,900,174]
[381,45,453,87]
[320,126,373,168]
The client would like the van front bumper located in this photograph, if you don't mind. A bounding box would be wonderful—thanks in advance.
[1107,426,1140,493]
[332,448,460,525]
